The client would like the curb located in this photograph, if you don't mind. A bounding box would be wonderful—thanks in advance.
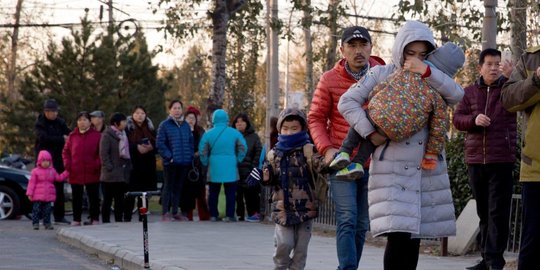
[56,227,186,270]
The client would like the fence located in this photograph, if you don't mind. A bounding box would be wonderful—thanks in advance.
[261,186,523,254]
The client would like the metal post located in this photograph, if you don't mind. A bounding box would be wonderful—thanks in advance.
[141,192,150,269]
[481,0,497,50]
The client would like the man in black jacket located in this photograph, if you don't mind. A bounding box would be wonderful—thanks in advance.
[34,99,71,224]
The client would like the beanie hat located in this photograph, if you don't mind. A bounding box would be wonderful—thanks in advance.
[277,108,307,131]
[186,105,201,116]
[425,42,465,78]
[43,99,59,111]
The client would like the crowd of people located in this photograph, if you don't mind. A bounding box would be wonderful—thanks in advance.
[30,99,265,227]
[25,19,540,270]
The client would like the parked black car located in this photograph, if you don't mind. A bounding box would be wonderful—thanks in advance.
[0,165,32,220]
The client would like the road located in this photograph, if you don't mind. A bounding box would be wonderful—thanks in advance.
[0,218,112,270]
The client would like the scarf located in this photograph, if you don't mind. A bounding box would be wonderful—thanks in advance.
[345,61,369,81]
[128,119,155,146]
[111,125,130,159]
[275,131,310,153]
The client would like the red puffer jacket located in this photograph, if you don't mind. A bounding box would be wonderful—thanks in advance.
[62,128,102,185]
[453,76,517,164]
[308,57,385,155]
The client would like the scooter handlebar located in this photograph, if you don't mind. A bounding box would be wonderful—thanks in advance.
[125,191,161,197]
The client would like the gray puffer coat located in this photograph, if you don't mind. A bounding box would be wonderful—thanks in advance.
[338,21,464,238]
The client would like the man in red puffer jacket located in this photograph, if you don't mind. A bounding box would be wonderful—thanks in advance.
[308,26,384,270]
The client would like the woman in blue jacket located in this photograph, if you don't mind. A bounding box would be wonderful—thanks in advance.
[156,100,194,221]
[199,109,247,222]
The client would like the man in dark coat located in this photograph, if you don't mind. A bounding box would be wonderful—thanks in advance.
[453,48,516,270]
[34,99,71,224]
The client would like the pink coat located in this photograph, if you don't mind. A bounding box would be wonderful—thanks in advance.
[26,151,68,202]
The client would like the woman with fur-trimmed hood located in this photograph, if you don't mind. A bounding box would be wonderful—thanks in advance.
[124,105,158,222]
[338,20,464,268]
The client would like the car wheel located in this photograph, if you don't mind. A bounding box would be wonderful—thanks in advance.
[0,186,21,220]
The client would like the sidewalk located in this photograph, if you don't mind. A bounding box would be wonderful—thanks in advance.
[57,217,480,270]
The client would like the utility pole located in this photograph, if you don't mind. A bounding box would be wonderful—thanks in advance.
[265,0,280,147]
[302,0,314,104]
[107,0,114,35]
[510,0,527,62]
[7,0,24,102]
[481,0,497,50]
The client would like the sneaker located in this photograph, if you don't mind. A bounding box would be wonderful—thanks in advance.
[83,220,100,225]
[33,224,39,230]
[222,216,237,222]
[246,213,261,223]
[161,213,171,222]
[238,216,245,222]
[44,224,54,230]
[329,152,351,170]
[336,163,364,180]
[210,216,221,222]
[54,218,71,225]
[71,221,81,226]
[172,214,189,221]
[465,260,488,270]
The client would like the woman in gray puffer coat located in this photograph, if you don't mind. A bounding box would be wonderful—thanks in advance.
[232,113,263,222]
[338,20,464,269]
[100,112,131,223]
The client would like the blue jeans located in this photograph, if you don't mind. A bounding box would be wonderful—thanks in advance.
[331,171,369,270]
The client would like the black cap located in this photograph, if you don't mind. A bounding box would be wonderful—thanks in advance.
[341,26,371,44]
[43,99,59,111]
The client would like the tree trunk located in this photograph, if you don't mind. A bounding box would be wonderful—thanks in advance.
[8,0,24,102]
[509,0,527,62]
[481,0,497,50]
[325,0,339,71]
[206,0,247,122]
[303,0,314,103]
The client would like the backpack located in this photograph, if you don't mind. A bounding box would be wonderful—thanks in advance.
[266,143,329,203]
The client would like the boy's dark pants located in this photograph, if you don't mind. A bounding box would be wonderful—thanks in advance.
[339,127,376,165]
[468,163,513,268]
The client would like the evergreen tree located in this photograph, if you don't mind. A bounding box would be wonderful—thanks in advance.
[0,15,168,155]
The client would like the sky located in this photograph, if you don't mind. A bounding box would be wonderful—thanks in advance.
[1,0,510,68]
[1,0,401,67]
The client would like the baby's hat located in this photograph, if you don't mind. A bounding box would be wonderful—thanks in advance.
[426,42,465,78]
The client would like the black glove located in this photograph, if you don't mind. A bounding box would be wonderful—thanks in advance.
[246,167,263,187]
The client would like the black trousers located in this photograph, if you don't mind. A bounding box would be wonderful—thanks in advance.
[71,183,100,222]
[101,182,128,223]
[518,182,540,270]
[235,182,261,218]
[468,163,513,268]
[53,181,65,221]
[384,232,421,270]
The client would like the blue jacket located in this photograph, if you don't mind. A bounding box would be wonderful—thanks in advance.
[156,116,194,166]
[199,110,247,183]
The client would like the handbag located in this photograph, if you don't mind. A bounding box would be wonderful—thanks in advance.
[188,158,200,182]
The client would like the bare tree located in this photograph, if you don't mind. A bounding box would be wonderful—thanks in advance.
[324,0,340,71]
[509,0,527,61]
[7,0,24,102]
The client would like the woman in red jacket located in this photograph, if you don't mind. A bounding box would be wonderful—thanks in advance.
[62,111,102,226]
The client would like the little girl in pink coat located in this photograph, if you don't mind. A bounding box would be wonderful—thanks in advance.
[26,150,69,230]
